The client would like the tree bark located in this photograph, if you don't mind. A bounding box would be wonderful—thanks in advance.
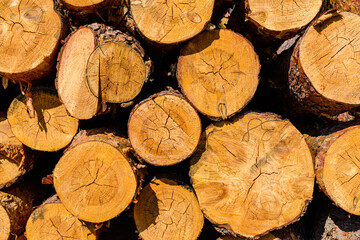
[0,116,35,189]
[330,0,360,15]
[53,129,145,223]
[177,29,260,120]
[0,0,64,84]
[128,90,202,166]
[189,111,315,238]
[7,87,79,152]
[133,178,204,240]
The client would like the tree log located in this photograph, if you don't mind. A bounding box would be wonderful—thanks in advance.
[0,0,64,83]
[177,29,260,120]
[128,91,201,166]
[189,112,314,238]
[217,233,278,240]
[26,198,97,240]
[83,24,152,104]
[7,87,79,152]
[130,0,214,44]
[61,0,114,15]
[287,11,360,115]
[244,0,322,39]
[134,178,204,240]
[53,129,145,223]
[0,116,35,189]
[306,124,360,215]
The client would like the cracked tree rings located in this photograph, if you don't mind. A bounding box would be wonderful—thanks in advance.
[0,0,63,82]
[245,0,322,38]
[7,88,79,152]
[128,92,201,166]
[130,0,214,44]
[312,125,360,215]
[134,178,204,240]
[0,205,10,240]
[53,131,138,223]
[177,29,260,120]
[289,11,360,114]
[26,203,97,240]
[86,42,147,103]
[189,112,314,238]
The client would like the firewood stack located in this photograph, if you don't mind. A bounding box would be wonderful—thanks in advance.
[1,0,360,239]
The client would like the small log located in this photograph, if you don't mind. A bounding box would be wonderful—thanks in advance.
[244,0,322,39]
[0,0,64,83]
[61,0,114,15]
[189,112,315,238]
[177,29,260,120]
[26,199,97,240]
[0,116,35,189]
[133,178,204,240]
[217,233,278,240]
[287,11,360,115]
[306,124,360,215]
[83,24,152,104]
[330,0,360,15]
[130,0,214,44]
[53,129,145,223]
[7,87,79,152]
[56,26,100,120]
[128,91,202,166]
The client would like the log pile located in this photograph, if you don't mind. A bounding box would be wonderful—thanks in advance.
[1,0,360,239]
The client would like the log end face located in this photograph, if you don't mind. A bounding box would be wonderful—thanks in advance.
[0,205,10,240]
[128,93,201,166]
[134,178,204,240]
[26,203,97,240]
[190,112,314,237]
[7,88,79,151]
[0,0,62,81]
[178,29,260,119]
[54,141,137,223]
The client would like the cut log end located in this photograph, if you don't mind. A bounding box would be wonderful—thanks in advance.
[130,0,214,44]
[26,203,97,240]
[57,27,99,120]
[63,0,107,8]
[298,11,360,106]
[7,88,79,152]
[128,92,201,166]
[177,29,260,120]
[86,42,146,103]
[246,0,322,38]
[190,112,314,238]
[217,233,278,240]
[0,205,10,240]
[317,126,360,215]
[134,178,204,240]
[54,140,137,223]
[0,0,62,82]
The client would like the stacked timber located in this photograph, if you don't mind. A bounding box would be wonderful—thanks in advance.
[1,0,360,239]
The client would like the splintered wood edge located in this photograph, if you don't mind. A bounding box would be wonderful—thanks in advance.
[299,11,360,105]
[189,112,314,238]
[25,203,96,240]
[246,0,322,37]
[7,87,79,151]
[134,178,204,240]
[128,91,202,166]
[130,0,215,44]
[320,126,360,215]
[0,205,10,240]
[177,29,260,120]
[54,141,137,223]
[56,27,99,119]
